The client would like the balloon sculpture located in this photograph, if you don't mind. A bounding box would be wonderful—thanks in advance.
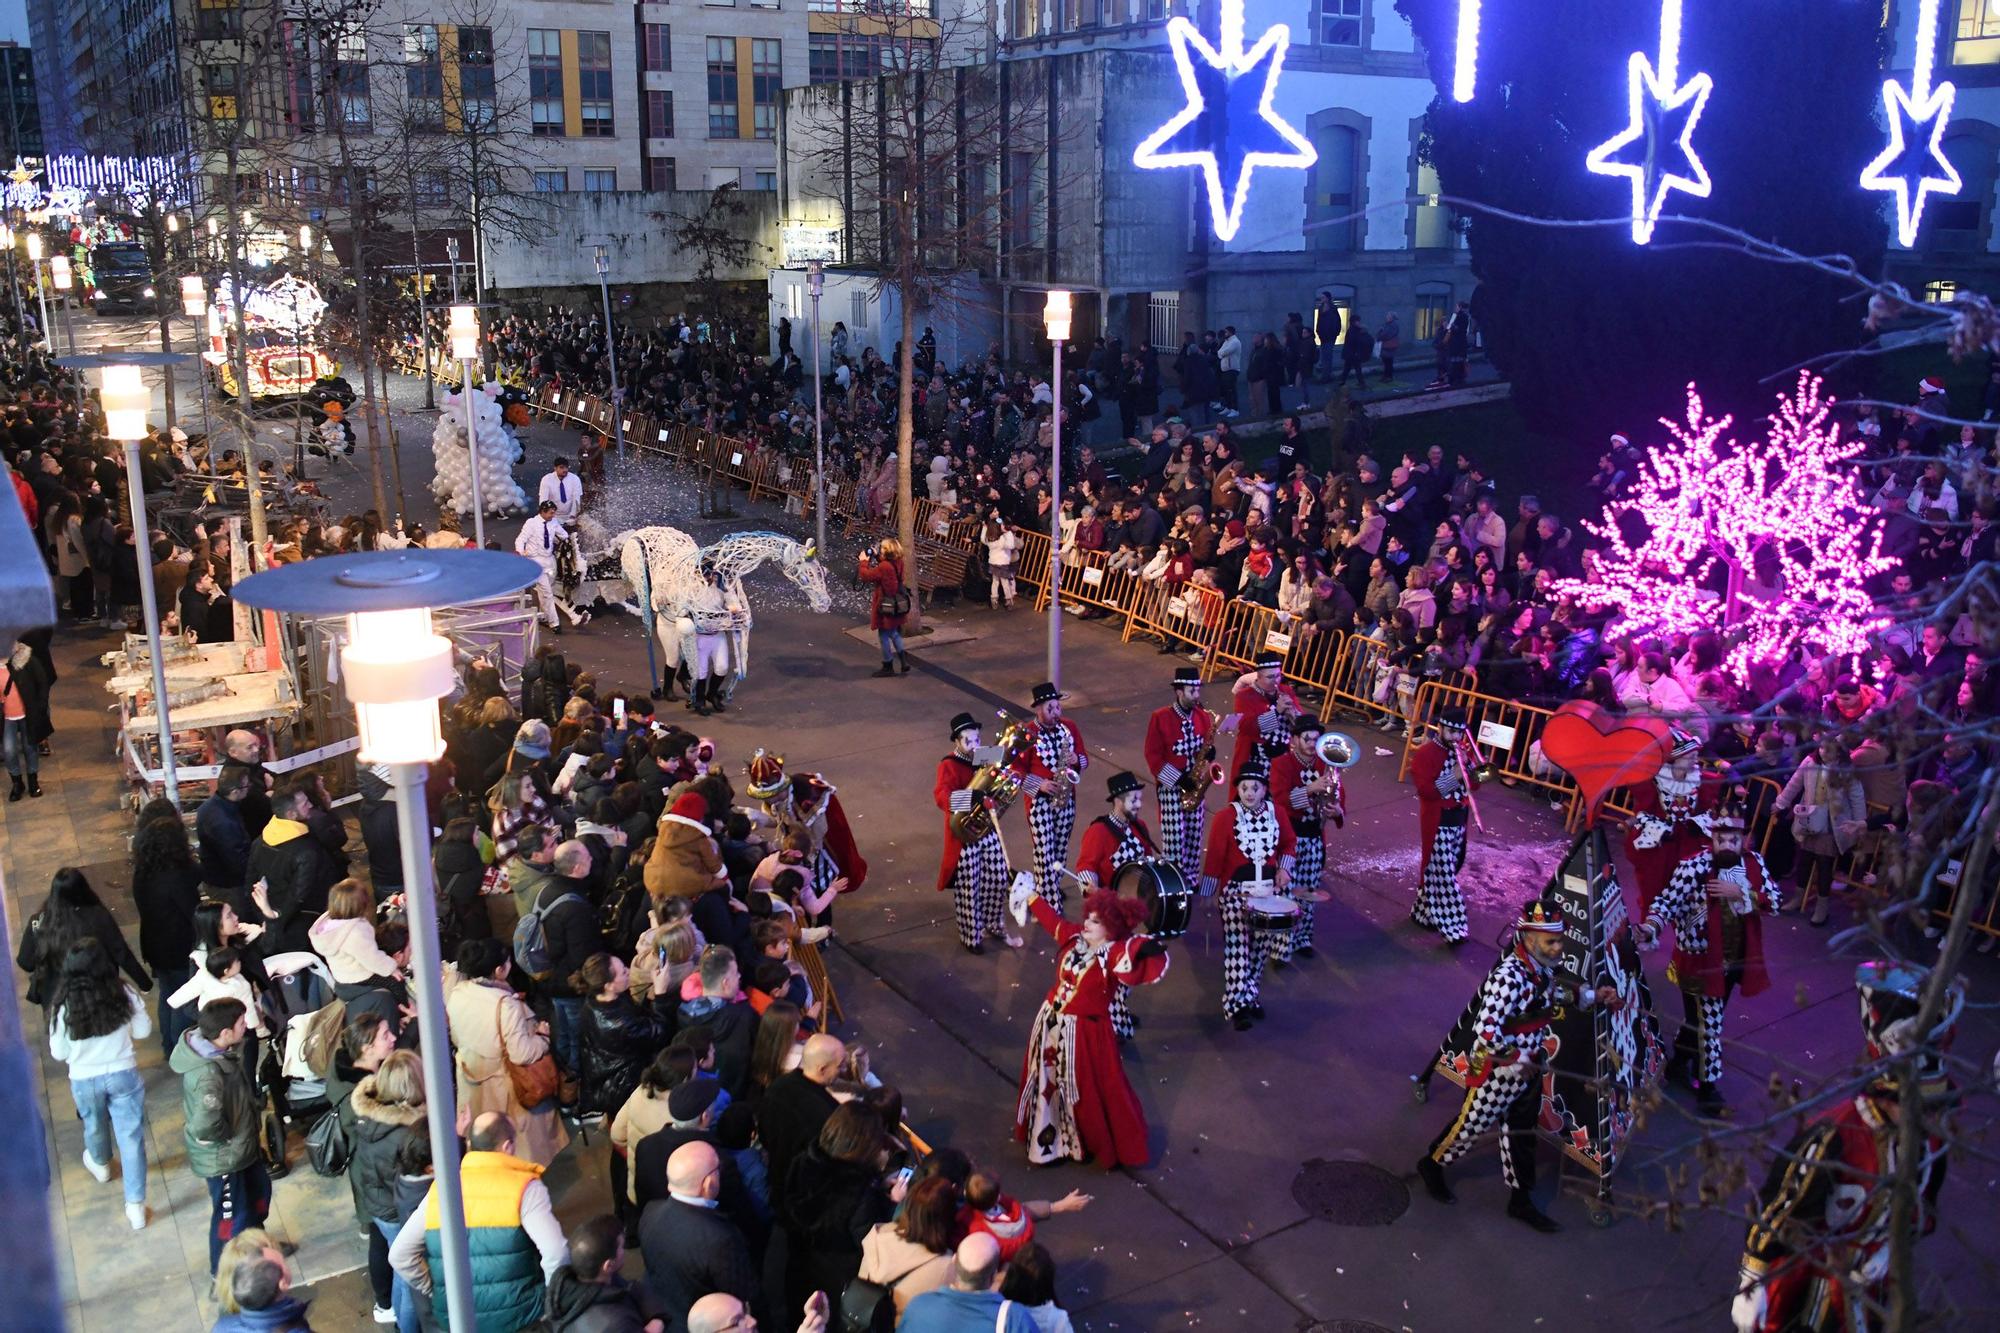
[431,382,528,518]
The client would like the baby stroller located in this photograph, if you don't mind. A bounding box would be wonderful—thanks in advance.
[261,951,340,1170]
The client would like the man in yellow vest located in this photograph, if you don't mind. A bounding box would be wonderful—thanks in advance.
[391,1113,570,1330]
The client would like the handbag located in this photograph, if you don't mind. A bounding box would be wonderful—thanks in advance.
[498,1001,562,1108]
[304,1107,352,1176]
[839,1248,940,1333]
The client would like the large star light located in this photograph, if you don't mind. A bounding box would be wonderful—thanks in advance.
[1861,0,1960,247]
[1585,0,1714,245]
[1132,0,1315,243]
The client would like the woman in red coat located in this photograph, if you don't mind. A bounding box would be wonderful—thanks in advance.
[858,537,910,678]
[1016,889,1169,1168]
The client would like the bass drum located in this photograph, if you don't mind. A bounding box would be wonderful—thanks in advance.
[1110,857,1194,940]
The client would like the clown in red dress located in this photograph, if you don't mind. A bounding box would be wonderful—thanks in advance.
[1015,889,1169,1168]
[1624,729,1727,913]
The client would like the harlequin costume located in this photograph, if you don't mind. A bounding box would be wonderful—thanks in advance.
[1008,682,1089,911]
[1015,889,1169,1168]
[1731,961,1961,1333]
[1625,730,1726,913]
[933,713,1014,954]
[1409,708,1478,943]
[1076,770,1159,1040]
[1227,651,1305,783]
[1143,667,1219,880]
[1266,718,1344,962]
[1638,801,1779,1116]
[1200,761,1297,1029]
[1414,898,1608,1233]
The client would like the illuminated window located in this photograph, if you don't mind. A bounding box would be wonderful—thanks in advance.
[1955,0,2000,65]
[404,25,443,131]
[1924,279,1959,303]
[1414,282,1453,341]
[336,31,370,127]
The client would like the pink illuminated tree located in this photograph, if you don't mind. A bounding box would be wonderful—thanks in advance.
[1554,372,1899,674]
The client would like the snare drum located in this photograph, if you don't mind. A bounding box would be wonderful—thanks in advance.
[1110,857,1194,940]
[1243,892,1301,933]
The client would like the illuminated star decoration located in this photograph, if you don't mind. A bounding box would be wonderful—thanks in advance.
[1860,0,1959,247]
[1585,0,1714,245]
[1452,0,1482,102]
[1131,0,1315,243]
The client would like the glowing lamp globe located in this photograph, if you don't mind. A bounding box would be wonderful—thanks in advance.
[49,255,71,290]
[181,275,207,317]
[100,365,149,441]
[1044,290,1072,343]
[25,232,41,261]
[230,550,541,765]
[449,304,479,361]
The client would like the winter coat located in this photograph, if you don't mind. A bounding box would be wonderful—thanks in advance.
[132,858,202,975]
[434,837,492,946]
[781,1147,894,1320]
[858,555,908,632]
[577,993,669,1116]
[307,913,400,987]
[445,976,570,1166]
[521,652,570,724]
[544,1267,652,1333]
[1778,758,1869,857]
[197,793,252,889]
[537,878,605,990]
[643,813,727,902]
[357,783,403,891]
[169,1030,259,1178]
[209,1297,315,1331]
[245,815,346,955]
[348,1074,426,1223]
[0,650,52,743]
[676,990,759,1097]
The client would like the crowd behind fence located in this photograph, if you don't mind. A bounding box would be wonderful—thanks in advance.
[388,344,1996,942]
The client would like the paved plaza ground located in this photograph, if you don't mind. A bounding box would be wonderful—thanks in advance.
[10,336,1997,1331]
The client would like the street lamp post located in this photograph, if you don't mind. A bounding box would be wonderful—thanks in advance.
[450,305,486,548]
[102,364,179,804]
[593,245,626,459]
[1043,291,1070,687]
[24,232,48,351]
[807,261,826,557]
[48,255,76,356]
[182,276,211,435]
[0,225,23,333]
[446,236,460,304]
[227,548,542,1333]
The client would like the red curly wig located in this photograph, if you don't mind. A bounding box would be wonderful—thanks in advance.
[1081,889,1148,941]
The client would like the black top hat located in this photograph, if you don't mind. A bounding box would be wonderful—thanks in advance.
[1171,666,1203,688]
[1236,760,1270,787]
[949,712,980,740]
[1105,770,1142,800]
[1254,650,1285,670]
[1030,682,1067,707]
[1436,707,1470,732]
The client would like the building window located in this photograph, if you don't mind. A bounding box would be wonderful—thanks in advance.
[204,62,240,125]
[1317,0,1362,47]
[529,29,565,136]
[458,26,496,129]
[402,24,443,130]
[584,169,618,192]
[578,31,615,137]
[1413,282,1453,342]
[414,171,448,207]
[755,170,776,191]
[534,170,569,192]
[707,38,739,138]
[1924,279,1959,303]
[1413,158,1456,249]
[335,31,370,127]
[810,35,889,83]
[647,90,674,138]
[1307,123,1361,251]
[851,290,869,330]
[649,158,678,191]
[196,0,242,41]
[644,23,672,71]
[752,39,781,140]
[1956,0,2000,65]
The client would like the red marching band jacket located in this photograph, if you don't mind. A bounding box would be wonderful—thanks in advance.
[1623,770,1726,913]
[933,752,979,892]
[1227,680,1304,782]
[1143,705,1215,787]
[1652,849,1779,1000]
[1268,748,1344,832]
[1201,802,1297,883]
[1076,816,1157,888]
[1408,737,1478,849]
[1008,718,1089,805]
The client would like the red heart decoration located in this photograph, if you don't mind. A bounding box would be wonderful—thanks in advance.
[1539,701,1673,821]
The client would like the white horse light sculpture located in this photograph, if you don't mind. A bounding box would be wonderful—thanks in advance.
[616,526,830,689]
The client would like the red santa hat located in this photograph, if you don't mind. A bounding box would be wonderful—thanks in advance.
[668,790,709,824]
[1918,376,1945,397]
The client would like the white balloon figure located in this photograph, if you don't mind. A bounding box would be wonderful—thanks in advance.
[431,382,528,518]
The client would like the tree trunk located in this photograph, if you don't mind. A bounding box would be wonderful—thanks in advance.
[897,290,921,633]
[333,133,392,522]
[221,163,268,557]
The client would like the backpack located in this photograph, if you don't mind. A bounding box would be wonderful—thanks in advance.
[304,1106,352,1176]
[513,891,586,978]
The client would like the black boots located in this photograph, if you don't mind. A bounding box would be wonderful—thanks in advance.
[27,774,40,798]
[688,678,712,716]
[7,774,21,802]
[1507,1189,1560,1233]
[872,661,897,678]
[1415,1157,1454,1204]
[898,652,911,675]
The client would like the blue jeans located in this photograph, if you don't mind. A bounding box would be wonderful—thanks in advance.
[372,1217,421,1332]
[2,716,37,777]
[877,629,905,659]
[72,1067,148,1204]
[550,995,585,1076]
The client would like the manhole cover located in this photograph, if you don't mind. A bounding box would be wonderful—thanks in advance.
[1290,1158,1410,1226]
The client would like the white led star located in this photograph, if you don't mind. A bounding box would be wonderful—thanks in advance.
[1131,0,1316,243]
[1585,0,1714,245]
[1860,0,1960,248]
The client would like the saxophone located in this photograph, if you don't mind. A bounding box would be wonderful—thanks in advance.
[1175,707,1226,811]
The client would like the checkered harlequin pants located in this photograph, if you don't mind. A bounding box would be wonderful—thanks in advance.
[1219,884,1279,1019]
[950,832,1010,949]
[1157,785,1204,881]
[1675,983,1735,1087]
[1427,1062,1539,1190]
[1271,832,1324,962]
[1414,821,1470,943]
[1028,797,1077,911]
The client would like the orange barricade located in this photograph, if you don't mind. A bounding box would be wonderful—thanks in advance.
[1207,599,1286,678]
[1396,679,1563,801]
[1037,547,1140,618]
[1121,581,1225,664]
[1014,528,1053,595]
[1320,634,1399,727]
